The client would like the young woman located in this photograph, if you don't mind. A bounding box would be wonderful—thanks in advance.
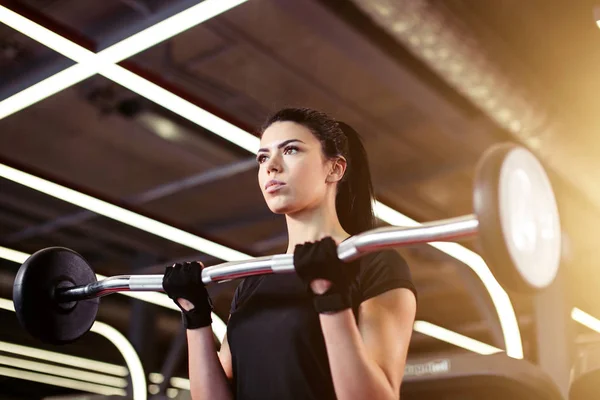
[163,108,418,400]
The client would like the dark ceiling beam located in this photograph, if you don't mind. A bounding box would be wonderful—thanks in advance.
[115,0,153,19]
[0,207,101,255]
[128,158,257,204]
[0,197,137,260]
[91,0,206,52]
[3,158,256,250]
[198,209,279,234]
[273,0,502,152]
[0,191,162,256]
[0,153,257,259]
[203,18,428,157]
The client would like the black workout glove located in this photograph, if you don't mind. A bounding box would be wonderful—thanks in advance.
[163,262,213,330]
[294,237,355,314]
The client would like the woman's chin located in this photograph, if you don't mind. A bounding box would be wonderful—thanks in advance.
[267,199,296,215]
[269,205,293,215]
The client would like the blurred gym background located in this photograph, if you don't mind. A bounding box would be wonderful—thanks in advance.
[1,0,600,398]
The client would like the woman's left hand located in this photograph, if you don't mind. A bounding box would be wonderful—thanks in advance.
[294,237,356,313]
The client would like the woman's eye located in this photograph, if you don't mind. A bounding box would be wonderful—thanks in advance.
[256,154,267,164]
[284,146,298,155]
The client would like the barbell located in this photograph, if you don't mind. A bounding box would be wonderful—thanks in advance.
[12,143,562,344]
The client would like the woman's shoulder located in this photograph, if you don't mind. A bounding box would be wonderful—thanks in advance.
[355,249,417,302]
[358,249,409,271]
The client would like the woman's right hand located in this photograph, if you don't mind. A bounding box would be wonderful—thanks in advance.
[163,262,213,329]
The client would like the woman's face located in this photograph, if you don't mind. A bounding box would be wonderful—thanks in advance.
[257,121,335,215]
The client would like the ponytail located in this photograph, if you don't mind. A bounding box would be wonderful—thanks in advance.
[335,121,375,235]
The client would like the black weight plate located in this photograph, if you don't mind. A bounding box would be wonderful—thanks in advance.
[13,247,99,345]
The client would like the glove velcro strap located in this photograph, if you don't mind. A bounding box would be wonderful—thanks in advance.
[313,292,351,314]
[181,308,212,330]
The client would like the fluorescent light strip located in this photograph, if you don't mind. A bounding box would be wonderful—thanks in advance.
[414,321,503,355]
[0,365,126,396]
[149,384,160,394]
[90,321,146,400]
[170,376,191,391]
[372,202,421,227]
[0,6,91,60]
[0,354,127,388]
[572,307,600,333]
[0,2,520,357]
[0,245,29,263]
[0,63,92,119]
[0,1,250,120]
[0,298,15,311]
[0,340,127,377]
[149,372,164,384]
[0,164,248,262]
[429,242,519,347]
[98,0,248,63]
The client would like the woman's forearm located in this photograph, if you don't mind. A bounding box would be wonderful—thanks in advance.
[319,310,398,400]
[186,327,233,400]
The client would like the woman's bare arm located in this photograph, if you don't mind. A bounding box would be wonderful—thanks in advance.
[318,288,417,400]
[186,327,232,400]
[218,323,233,380]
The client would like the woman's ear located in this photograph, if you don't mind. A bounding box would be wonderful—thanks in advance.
[326,157,347,183]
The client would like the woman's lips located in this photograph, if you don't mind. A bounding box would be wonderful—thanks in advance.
[265,180,286,193]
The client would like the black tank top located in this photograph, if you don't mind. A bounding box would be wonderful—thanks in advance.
[227,249,417,400]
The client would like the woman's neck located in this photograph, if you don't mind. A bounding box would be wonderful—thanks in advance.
[285,203,349,253]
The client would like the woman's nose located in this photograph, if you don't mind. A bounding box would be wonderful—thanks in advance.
[266,154,282,174]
